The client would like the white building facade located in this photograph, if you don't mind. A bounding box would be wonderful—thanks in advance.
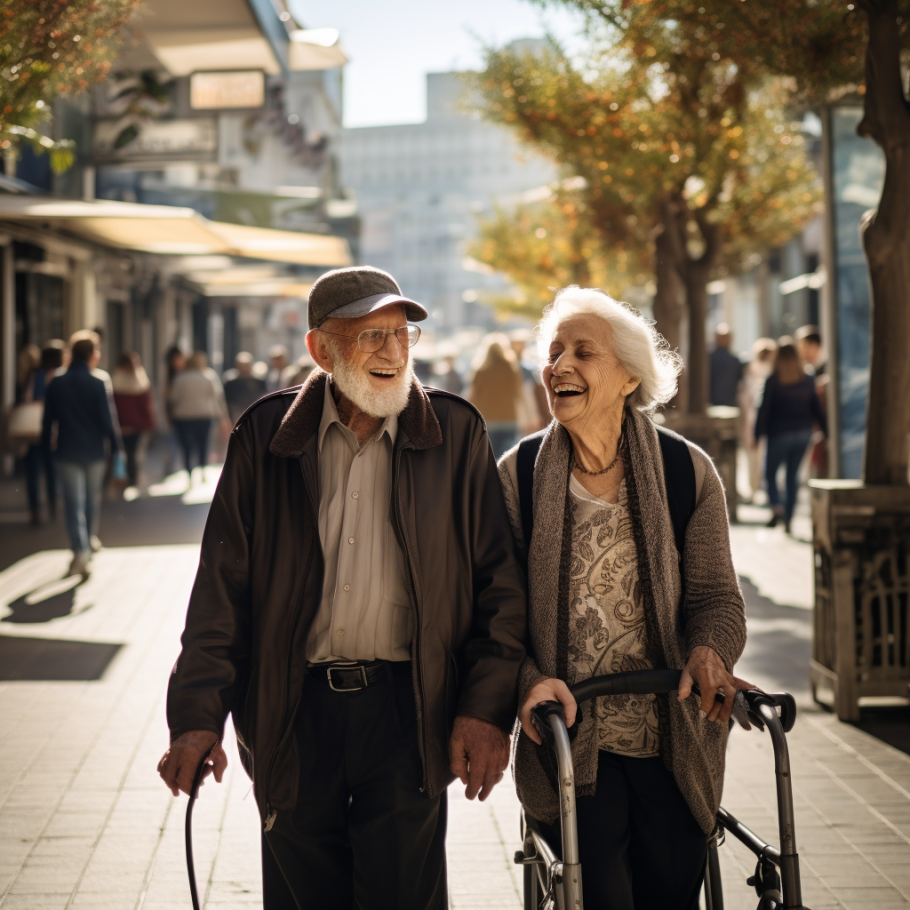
[340,71,557,329]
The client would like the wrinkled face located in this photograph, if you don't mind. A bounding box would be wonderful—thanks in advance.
[309,304,414,418]
[542,314,639,429]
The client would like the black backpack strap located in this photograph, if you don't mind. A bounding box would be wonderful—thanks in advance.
[516,429,547,550]
[655,425,696,557]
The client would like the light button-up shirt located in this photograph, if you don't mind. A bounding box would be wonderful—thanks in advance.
[306,379,412,663]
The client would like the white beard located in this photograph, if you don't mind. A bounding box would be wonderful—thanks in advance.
[329,347,415,418]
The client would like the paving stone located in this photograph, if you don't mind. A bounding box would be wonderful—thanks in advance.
[1,481,909,909]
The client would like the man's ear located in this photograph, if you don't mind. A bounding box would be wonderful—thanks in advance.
[306,330,334,373]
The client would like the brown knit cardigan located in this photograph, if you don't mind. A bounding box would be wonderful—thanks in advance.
[498,407,747,835]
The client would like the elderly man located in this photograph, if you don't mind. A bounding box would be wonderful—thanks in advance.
[158,266,526,909]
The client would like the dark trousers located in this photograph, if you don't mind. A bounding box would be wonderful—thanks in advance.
[122,432,140,487]
[531,750,707,910]
[24,443,56,514]
[765,429,812,524]
[263,662,448,910]
[173,419,210,474]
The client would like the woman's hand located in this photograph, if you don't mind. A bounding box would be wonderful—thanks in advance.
[678,645,754,724]
[519,677,577,745]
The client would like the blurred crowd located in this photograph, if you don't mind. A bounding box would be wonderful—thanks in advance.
[6,327,550,544]
[5,317,826,576]
[710,322,828,533]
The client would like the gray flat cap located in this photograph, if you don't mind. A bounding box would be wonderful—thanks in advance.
[307,266,428,330]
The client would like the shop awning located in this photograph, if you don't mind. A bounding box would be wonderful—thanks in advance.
[180,265,313,298]
[0,196,352,267]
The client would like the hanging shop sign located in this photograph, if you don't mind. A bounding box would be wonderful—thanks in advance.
[93,118,219,161]
[190,70,266,111]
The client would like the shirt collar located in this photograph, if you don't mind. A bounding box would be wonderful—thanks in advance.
[317,375,399,453]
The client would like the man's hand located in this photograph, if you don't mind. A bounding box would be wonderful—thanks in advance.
[157,730,226,797]
[678,645,754,725]
[449,716,510,802]
[518,677,577,746]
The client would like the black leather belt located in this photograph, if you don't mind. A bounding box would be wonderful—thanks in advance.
[309,660,406,692]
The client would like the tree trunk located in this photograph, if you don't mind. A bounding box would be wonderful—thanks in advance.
[857,0,910,485]
[861,158,910,484]
[685,264,712,415]
[652,226,683,355]
[652,225,687,412]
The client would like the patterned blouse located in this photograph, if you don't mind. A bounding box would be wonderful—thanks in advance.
[566,475,660,757]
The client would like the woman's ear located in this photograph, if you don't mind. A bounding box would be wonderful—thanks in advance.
[622,376,642,398]
[306,330,334,373]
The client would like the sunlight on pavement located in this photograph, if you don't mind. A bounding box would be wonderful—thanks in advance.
[134,465,224,506]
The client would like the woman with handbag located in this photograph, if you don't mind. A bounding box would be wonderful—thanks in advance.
[18,341,66,525]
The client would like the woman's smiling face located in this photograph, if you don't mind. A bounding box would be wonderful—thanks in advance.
[542,314,640,431]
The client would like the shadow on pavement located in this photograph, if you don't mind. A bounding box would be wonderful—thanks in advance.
[737,575,812,700]
[739,574,910,757]
[3,575,90,623]
[852,705,910,756]
[0,635,121,680]
[0,479,212,572]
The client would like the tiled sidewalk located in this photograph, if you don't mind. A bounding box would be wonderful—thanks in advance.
[0,490,908,909]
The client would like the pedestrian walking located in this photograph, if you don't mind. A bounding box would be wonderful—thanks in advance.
[41,330,120,579]
[167,351,227,482]
[20,340,65,524]
[466,333,524,457]
[15,344,41,404]
[279,353,316,390]
[265,345,289,393]
[795,324,829,478]
[754,338,827,534]
[739,337,777,502]
[162,346,187,476]
[222,352,267,425]
[795,324,826,376]
[430,353,464,395]
[510,329,549,434]
[709,323,744,408]
[498,287,750,910]
[112,352,156,490]
[158,265,526,910]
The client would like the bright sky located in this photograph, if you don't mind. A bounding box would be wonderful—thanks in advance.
[291,0,586,128]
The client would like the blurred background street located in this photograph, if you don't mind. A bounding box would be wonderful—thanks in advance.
[2,0,910,907]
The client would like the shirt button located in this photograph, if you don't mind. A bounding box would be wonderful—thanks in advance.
[337,629,345,636]
[343,584,350,592]
[348,537,355,544]
[352,491,359,499]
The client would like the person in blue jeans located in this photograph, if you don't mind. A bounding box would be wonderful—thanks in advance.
[41,330,121,579]
[754,339,827,534]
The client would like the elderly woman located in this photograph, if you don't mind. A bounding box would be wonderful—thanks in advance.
[499,288,748,910]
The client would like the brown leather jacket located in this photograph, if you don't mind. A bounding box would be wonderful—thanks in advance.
[166,369,527,829]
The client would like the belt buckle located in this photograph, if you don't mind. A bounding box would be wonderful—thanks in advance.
[327,662,369,692]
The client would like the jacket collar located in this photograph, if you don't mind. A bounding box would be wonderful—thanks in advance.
[269,367,442,458]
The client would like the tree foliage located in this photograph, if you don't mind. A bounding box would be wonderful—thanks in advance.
[0,0,138,172]
[469,182,652,318]
[475,31,821,409]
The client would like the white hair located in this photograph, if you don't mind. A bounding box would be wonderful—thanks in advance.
[536,287,682,413]
[324,336,414,419]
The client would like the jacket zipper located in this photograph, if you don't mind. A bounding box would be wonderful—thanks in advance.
[391,444,428,792]
[264,458,319,831]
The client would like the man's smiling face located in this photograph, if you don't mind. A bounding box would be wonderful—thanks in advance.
[309,304,415,419]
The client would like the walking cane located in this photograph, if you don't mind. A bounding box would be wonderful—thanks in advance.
[185,742,218,910]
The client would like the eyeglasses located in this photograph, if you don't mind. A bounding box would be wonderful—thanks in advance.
[319,324,421,354]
